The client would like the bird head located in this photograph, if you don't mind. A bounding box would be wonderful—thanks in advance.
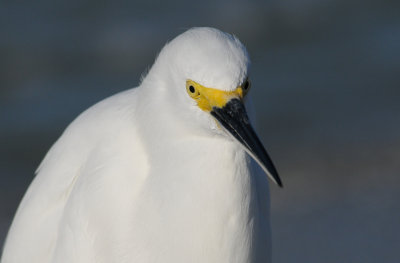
[144,27,282,187]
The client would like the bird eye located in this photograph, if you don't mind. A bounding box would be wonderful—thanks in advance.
[241,79,251,96]
[186,81,201,99]
[243,81,249,90]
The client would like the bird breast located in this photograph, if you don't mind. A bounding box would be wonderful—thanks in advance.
[126,137,258,262]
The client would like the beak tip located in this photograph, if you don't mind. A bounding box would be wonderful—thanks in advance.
[271,172,283,188]
[276,178,283,188]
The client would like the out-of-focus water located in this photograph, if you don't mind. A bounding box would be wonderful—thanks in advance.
[1,1,399,262]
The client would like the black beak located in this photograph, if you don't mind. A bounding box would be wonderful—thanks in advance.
[210,98,282,187]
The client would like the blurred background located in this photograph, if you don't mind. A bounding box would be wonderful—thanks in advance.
[1,0,399,262]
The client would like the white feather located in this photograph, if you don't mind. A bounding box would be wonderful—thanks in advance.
[1,27,271,263]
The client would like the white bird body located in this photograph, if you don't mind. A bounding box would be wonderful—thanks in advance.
[1,28,278,263]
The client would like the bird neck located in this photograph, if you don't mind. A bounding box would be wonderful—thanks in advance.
[131,83,270,261]
[134,132,262,261]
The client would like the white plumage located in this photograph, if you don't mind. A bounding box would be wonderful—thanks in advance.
[1,27,281,263]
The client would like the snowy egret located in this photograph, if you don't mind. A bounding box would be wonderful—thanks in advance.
[1,27,282,263]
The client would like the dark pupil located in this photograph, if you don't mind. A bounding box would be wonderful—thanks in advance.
[189,86,195,93]
[243,81,249,90]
